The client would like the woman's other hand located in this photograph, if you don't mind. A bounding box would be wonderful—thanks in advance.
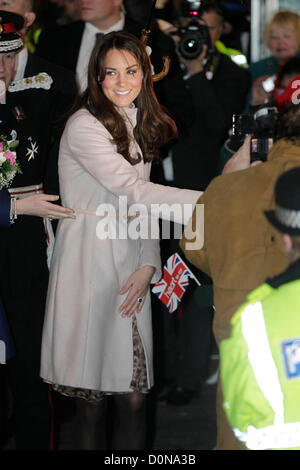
[119,265,155,318]
[16,194,76,219]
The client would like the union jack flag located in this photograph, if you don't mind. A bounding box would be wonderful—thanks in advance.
[152,253,200,313]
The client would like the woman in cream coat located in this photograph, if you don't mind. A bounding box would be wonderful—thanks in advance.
[40,31,201,450]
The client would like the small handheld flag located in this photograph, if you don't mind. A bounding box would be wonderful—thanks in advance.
[152,252,200,313]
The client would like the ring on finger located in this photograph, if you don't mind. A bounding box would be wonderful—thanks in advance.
[137,297,143,304]
[48,215,54,221]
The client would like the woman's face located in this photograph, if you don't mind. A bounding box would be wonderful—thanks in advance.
[268,24,299,62]
[101,49,144,108]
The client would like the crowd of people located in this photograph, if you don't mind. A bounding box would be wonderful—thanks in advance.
[0,0,300,452]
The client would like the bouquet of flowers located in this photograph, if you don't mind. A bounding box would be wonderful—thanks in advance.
[0,131,21,189]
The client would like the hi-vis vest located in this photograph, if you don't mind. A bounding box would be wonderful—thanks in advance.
[215,40,248,68]
[220,279,300,450]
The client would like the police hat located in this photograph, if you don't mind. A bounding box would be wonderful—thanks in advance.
[265,167,300,236]
[0,11,24,53]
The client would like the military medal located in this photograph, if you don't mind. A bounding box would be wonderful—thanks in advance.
[26,137,38,161]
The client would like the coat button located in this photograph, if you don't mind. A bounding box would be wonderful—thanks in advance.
[271,235,276,242]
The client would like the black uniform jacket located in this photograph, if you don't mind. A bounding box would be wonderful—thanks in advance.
[25,51,78,97]
[0,86,71,302]
[5,87,72,193]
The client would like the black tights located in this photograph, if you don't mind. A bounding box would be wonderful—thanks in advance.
[74,392,147,450]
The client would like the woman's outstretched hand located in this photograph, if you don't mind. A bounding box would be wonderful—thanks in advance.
[119,265,155,318]
[16,194,76,219]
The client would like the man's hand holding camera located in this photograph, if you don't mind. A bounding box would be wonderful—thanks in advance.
[165,3,215,78]
[178,43,208,76]
[222,135,262,174]
[164,24,207,76]
[173,36,208,76]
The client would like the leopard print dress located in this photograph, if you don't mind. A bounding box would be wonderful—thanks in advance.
[52,315,147,402]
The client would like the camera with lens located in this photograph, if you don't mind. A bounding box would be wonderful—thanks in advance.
[172,0,213,60]
[232,105,279,162]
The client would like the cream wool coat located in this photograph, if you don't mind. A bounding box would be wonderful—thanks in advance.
[40,107,200,392]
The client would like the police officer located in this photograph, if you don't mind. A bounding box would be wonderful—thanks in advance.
[220,166,300,450]
[0,11,75,449]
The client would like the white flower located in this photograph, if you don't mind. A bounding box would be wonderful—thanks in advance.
[0,152,6,164]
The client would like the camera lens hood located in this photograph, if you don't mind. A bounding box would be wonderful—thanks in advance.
[178,32,204,59]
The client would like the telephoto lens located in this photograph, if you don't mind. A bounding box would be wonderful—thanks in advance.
[177,21,211,60]
[178,25,204,59]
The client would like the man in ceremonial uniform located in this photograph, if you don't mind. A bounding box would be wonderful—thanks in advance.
[0,0,78,96]
[0,11,75,449]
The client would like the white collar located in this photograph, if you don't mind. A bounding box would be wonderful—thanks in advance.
[14,47,28,81]
[76,13,125,93]
[85,12,125,35]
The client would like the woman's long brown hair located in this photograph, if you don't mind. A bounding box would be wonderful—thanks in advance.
[72,30,178,165]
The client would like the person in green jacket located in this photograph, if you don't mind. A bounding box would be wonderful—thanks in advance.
[220,166,300,450]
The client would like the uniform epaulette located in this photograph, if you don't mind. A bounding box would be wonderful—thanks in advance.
[8,72,53,93]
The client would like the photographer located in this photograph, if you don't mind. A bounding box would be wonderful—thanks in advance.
[219,56,300,172]
[169,0,250,190]
[157,0,249,408]
[180,102,300,449]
